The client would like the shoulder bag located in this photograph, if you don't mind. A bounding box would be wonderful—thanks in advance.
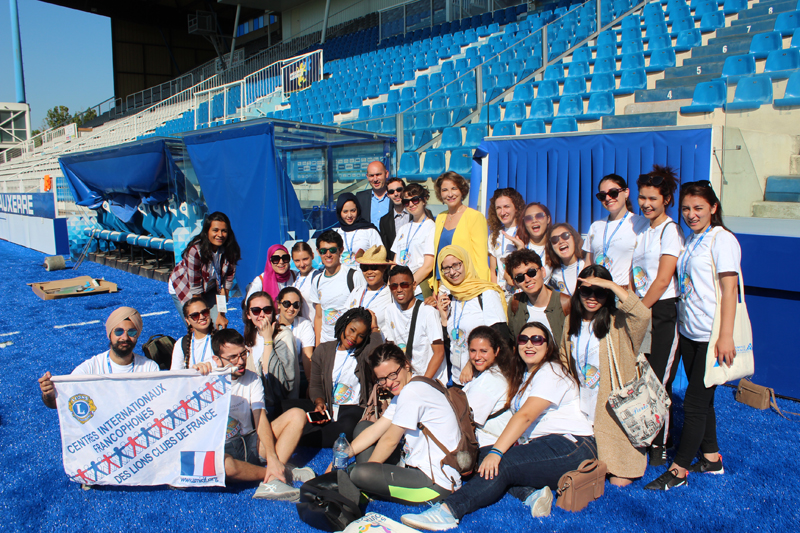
[555,459,607,512]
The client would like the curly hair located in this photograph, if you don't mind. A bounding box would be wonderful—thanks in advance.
[333,308,374,357]
[182,211,241,265]
[488,188,526,248]
[434,171,470,202]
[638,165,679,207]
[403,183,430,201]
[516,322,579,392]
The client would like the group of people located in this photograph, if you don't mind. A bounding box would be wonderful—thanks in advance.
[38,161,743,527]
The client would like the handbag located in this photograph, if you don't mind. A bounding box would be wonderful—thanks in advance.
[704,233,755,387]
[605,338,671,448]
[296,471,364,532]
[555,459,607,512]
[736,378,800,419]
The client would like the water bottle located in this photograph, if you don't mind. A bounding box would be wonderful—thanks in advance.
[332,433,353,470]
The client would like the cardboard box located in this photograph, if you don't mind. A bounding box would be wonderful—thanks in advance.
[29,276,118,300]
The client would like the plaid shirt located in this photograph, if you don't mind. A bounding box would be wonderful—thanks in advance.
[169,243,236,305]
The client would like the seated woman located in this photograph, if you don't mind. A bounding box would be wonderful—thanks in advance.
[563,264,650,486]
[275,287,315,387]
[246,244,297,302]
[170,296,215,370]
[547,222,585,297]
[346,344,464,504]
[505,249,569,341]
[243,291,299,417]
[401,322,595,530]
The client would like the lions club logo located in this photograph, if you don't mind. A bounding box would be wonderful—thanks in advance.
[68,394,97,424]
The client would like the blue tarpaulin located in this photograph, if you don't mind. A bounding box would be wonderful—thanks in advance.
[470,127,713,234]
[182,121,309,289]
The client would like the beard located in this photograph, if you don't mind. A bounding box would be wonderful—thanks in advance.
[110,339,135,358]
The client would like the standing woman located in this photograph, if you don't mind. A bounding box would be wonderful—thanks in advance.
[432,172,490,286]
[391,183,436,298]
[291,241,322,323]
[436,245,511,386]
[645,181,741,490]
[243,291,299,417]
[547,223,585,297]
[631,166,684,466]
[583,174,649,287]
[276,287,316,387]
[563,264,650,486]
[170,296,215,370]
[169,212,240,329]
[487,188,525,296]
[246,244,297,302]
[335,192,383,268]
[508,202,557,283]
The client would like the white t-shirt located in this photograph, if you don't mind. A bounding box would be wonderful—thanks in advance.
[170,333,214,370]
[289,316,316,361]
[526,302,553,335]
[246,271,297,302]
[331,349,361,405]
[489,225,519,294]
[549,259,585,297]
[511,362,593,442]
[384,380,462,490]
[447,290,506,385]
[309,267,366,343]
[392,219,436,294]
[384,301,446,383]
[570,320,601,423]
[345,285,393,335]
[631,218,683,299]
[227,369,265,441]
[583,213,649,285]
[294,270,322,323]
[463,367,512,447]
[678,227,742,342]
[72,351,159,375]
[335,227,383,267]
[526,242,553,284]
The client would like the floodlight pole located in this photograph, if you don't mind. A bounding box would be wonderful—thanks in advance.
[9,0,27,103]
[321,0,332,44]
[229,4,242,68]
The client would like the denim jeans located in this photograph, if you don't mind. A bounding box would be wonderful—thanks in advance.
[445,434,597,519]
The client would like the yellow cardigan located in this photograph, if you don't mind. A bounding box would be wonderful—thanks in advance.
[433,207,490,284]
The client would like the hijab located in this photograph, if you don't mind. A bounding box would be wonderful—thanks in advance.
[336,192,378,232]
[262,244,293,301]
[437,245,507,313]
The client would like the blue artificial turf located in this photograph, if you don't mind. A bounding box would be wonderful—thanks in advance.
[3,239,799,532]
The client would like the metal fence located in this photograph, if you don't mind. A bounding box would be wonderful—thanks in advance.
[379,0,522,40]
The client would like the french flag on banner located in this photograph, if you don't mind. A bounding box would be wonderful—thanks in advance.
[180,451,216,477]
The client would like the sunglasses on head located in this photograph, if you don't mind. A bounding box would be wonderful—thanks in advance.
[680,179,712,190]
[187,308,211,321]
[518,334,547,346]
[549,232,572,244]
[523,212,546,223]
[113,327,139,338]
[389,281,412,290]
[280,300,301,310]
[578,285,606,299]
[595,187,626,202]
[318,246,339,255]
[513,267,540,284]
[387,186,404,195]
[249,305,273,316]
[270,254,291,264]
[637,174,665,187]
[401,195,423,207]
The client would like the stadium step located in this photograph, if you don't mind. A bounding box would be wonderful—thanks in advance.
[752,200,800,218]
[655,72,722,89]
[634,86,695,102]
[688,39,752,59]
[764,176,800,202]
[714,19,775,38]
[737,0,797,19]
[602,111,678,129]
[663,61,725,78]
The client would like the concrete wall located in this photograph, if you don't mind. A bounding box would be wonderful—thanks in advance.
[282,0,406,40]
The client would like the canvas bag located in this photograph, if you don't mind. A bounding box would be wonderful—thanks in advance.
[555,459,607,512]
[704,234,755,388]
[605,338,671,448]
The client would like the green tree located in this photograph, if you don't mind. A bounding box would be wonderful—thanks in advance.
[42,105,72,130]
[74,107,98,127]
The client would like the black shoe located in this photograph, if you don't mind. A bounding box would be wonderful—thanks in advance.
[689,455,724,475]
[644,468,688,491]
[649,445,666,467]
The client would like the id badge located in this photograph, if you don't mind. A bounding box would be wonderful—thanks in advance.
[216,293,227,314]
[332,404,340,422]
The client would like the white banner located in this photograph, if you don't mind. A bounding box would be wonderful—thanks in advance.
[52,369,232,487]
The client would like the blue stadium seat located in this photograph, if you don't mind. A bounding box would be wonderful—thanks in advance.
[699,11,725,32]
[572,47,593,64]
[536,80,560,100]
[593,57,617,75]
[718,54,756,82]
[520,119,546,134]
[774,70,800,107]
[589,73,616,94]
[439,127,463,150]
[750,31,782,60]
[503,101,528,124]
[544,64,566,81]
[762,49,800,79]
[675,29,702,52]
[613,68,648,94]
[550,117,578,132]
[509,83,534,104]
[621,52,646,71]
[464,123,489,148]
[792,28,800,48]
[670,16,694,36]
[567,62,590,78]
[492,121,516,136]
[419,150,446,181]
[556,95,584,118]
[581,92,616,120]
[448,148,474,175]
[432,109,452,130]
[693,1,718,20]
[723,76,773,110]
[622,39,645,55]
[647,49,677,72]
[407,129,432,150]
[413,111,432,131]
[648,34,673,51]
[775,11,800,37]
[680,80,727,113]
[596,44,617,60]
[478,104,502,124]
[530,98,555,122]
[562,77,587,98]
[398,152,422,181]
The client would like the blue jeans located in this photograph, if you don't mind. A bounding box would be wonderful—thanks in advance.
[445,434,597,519]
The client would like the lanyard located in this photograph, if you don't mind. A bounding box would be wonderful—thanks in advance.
[679,226,712,290]
[211,251,223,289]
[106,352,134,374]
[513,371,529,411]
[345,231,356,256]
[405,222,424,253]
[601,212,629,257]
[359,285,385,308]
[333,347,356,397]
[576,322,593,381]
[560,259,583,296]
[452,298,466,336]
[190,333,211,367]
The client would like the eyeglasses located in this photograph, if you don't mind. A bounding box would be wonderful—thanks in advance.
[578,285,606,299]
[249,306,273,316]
[280,300,301,310]
[376,365,404,386]
[401,195,423,207]
[359,264,382,272]
[595,188,626,202]
[389,281,412,290]
[517,334,547,346]
[187,308,211,321]
[112,328,139,338]
[387,186,404,195]
[637,174,665,187]
[513,267,540,284]
[549,232,572,244]
[441,261,463,275]
[680,180,712,190]
[318,246,339,256]
[523,212,546,223]
[220,349,248,364]
[270,254,291,264]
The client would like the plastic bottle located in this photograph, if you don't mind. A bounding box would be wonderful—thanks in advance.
[332,433,354,470]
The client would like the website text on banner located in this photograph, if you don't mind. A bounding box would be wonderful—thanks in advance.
[52,369,233,487]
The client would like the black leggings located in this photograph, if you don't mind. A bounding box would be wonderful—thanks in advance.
[673,335,719,469]
[646,298,681,448]
[353,421,403,465]
[280,399,363,448]
[350,463,451,505]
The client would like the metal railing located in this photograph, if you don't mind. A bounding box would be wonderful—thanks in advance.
[0,123,78,164]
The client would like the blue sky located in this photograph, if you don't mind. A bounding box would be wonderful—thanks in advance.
[0,0,113,131]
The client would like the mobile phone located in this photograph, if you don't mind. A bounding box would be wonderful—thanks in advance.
[307,410,331,423]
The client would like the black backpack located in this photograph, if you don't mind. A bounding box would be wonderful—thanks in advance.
[141,334,175,370]
[296,471,364,532]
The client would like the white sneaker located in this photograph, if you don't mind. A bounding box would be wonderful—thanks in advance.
[524,486,553,518]
[291,466,316,484]
[252,479,301,501]
[400,503,459,531]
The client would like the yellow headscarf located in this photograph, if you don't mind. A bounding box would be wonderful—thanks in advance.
[437,245,507,313]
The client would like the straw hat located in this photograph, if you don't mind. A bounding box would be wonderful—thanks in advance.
[355,245,394,265]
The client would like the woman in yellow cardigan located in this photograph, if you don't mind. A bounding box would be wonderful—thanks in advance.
[431,172,490,290]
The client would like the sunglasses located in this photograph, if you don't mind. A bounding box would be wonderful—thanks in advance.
[280,300,301,310]
[387,186,405,195]
[187,308,211,321]
[249,306,274,316]
[112,328,139,338]
[318,246,339,255]
[376,366,404,386]
[578,285,606,299]
[517,334,547,346]
[680,179,712,190]
[513,267,540,284]
[595,187,626,202]
[401,195,423,207]
[523,212,547,223]
[359,264,383,272]
[637,174,665,187]
[270,254,291,264]
[389,281,412,290]
[549,232,572,244]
